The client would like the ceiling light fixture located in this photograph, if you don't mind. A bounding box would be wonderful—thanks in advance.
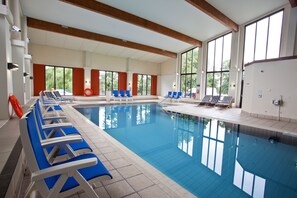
[7,63,19,71]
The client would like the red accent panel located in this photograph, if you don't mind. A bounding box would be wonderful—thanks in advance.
[151,75,157,95]
[33,64,45,96]
[91,69,99,95]
[118,72,127,90]
[132,73,138,96]
[73,68,84,96]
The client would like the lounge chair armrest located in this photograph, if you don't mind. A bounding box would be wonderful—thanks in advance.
[43,116,67,121]
[40,135,82,147]
[31,158,98,181]
[42,123,73,131]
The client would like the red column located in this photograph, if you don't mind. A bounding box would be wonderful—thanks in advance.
[132,73,138,96]
[33,64,45,96]
[151,75,157,95]
[73,68,84,96]
[118,72,127,90]
[91,69,99,95]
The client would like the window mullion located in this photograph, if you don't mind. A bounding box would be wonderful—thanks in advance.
[265,16,271,59]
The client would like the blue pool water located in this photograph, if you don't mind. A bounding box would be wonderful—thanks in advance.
[75,103,297,198]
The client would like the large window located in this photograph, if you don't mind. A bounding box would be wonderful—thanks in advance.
[45,66,73,95]
[100,71,118,95]
[206,33,232,96]
[180,47,199,98]
[243,10,283,64]
[137,74,151,95]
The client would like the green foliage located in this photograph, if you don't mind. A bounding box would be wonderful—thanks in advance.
[45,66,73,95]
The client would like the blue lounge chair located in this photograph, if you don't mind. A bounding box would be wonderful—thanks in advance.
[112,90,121,102]
[39,91,63,113]
[119,90,127,101]
[172,91,182,102]
[19,110,112,197]
[126,90,133,101]
[34,100,92,163]
[207,96,221,106]
[165,91,173,98]
[172,92,177,99]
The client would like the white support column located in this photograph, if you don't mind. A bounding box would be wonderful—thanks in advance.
[126,58,132,91]
[0,5,12,119]
[11,39,25,105]
[24,54,32,103]
[84,51,92,89]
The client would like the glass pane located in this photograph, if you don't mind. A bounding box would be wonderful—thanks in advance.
[192,47,199,73]
[255,18,269,60]
[267,11,283,59]
[143,75,147,95]
[244,23,256,64]
[221,72,229,96]
[147,75,151,95]
[106,71,112,91]
[45,66,54,91]
[113,72,118,90]
[206,73,213,95]
[55,67,64,95]
[64,68,72,95]
[187,50,193,73]
[186,75,191,98]
[191,75,197,98]
[222,33,232,70]
[138,75,143,95]
[100,71,106,95]
[181,53,187,74]
[214,37,223,71]
[181,75,186,97]
[213,73,221,96]
[207,41,215,72]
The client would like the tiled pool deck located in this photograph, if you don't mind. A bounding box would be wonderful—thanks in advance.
[17,99,297,197]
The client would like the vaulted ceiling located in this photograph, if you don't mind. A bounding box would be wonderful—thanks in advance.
[20,0,288,63]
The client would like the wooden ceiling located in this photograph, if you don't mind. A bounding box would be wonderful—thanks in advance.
[27,18,177,58]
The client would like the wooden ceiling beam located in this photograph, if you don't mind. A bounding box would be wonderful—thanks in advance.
[186,0,238,32]
[289,0,297,7]
[60,0,202,46]
[27,18,177,58]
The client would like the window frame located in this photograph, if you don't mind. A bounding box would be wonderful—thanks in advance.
[137,74,152,96]
[180,47,199,98]
[205,32,232,96]
[44,65,73,96]
[99,70,119,96]
[243,9,284,65]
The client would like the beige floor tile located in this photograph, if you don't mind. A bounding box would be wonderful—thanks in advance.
[124,193,141,198]
[109,158,131,169]
[126,174,154,191]
[104,152,122,161]
[117,165,141,179]
[95,187,110,198]
[105,180,135,198]
[138,185,170,198]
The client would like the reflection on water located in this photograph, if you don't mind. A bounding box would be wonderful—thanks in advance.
[76,104,297,198]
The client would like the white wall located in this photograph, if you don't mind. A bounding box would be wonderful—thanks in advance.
[159,58,176,96]
[242,58,297,120]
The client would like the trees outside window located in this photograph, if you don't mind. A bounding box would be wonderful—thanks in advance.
[206,33,231,96]
[45,66,73,95]
[138,74,151,95]
[180,47,199,98]
[100,71,119,95]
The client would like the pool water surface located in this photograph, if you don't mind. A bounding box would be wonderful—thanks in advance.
[75,103,297,198]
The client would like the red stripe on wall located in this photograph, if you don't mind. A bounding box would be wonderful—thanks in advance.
[132,73,138,96]
[91,69,99,95]
[33,64,45,96]
[73,68,84,96]
[151,75,157,95]
[118,72,127,90]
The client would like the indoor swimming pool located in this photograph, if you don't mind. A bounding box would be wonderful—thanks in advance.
[75,103,297,198]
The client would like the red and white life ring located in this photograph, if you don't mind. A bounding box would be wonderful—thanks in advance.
[84,88,93,96]
[9,95,23,118]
